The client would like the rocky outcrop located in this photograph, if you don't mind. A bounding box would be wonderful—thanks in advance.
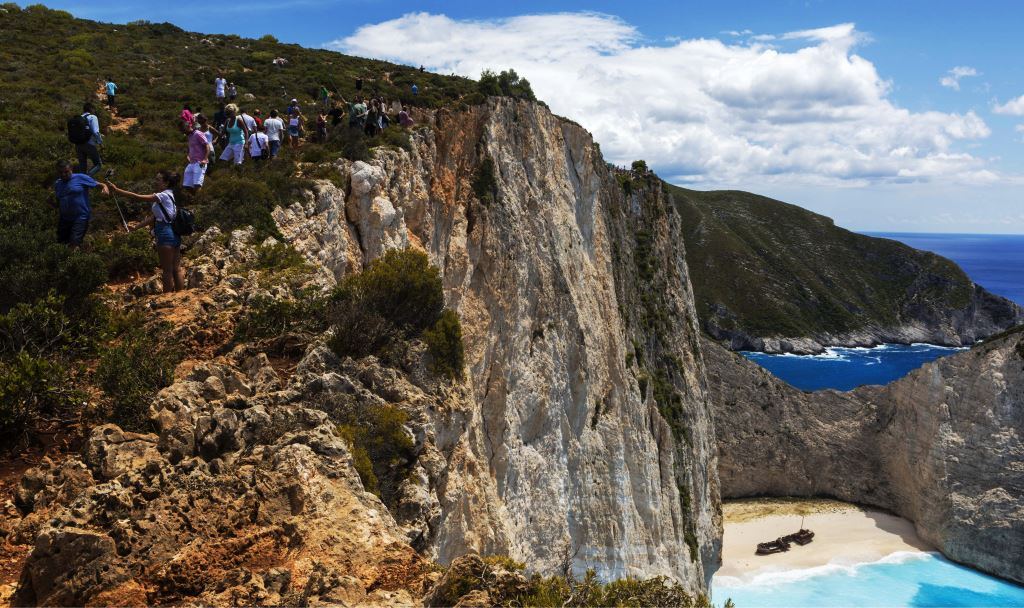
[278,98,721,588]
[11,98,723,604]
[670,185,1024,354]
[705,332,1024,584]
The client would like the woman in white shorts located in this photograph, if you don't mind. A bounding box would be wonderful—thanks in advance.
[218,104,249,165]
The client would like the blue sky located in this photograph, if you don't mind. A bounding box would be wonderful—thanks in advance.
[36,1,1024,233]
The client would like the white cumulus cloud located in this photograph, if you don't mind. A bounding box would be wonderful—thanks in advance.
[939,66,979,90]
[994,95,1024,116]
[330,13,992,187]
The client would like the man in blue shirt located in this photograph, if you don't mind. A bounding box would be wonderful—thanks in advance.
[52,159,109,248]
[105,77,117,107]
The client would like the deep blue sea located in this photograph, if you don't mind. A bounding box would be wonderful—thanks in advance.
[712,552,1024,608]
[741,233,1024,392]
[725,234,1024,606]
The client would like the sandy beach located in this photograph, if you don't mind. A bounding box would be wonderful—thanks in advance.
[714,498,934,582]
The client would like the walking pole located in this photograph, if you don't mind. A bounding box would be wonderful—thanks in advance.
[105,168,129,232]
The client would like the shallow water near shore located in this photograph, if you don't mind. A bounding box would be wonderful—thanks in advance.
[741,343,964,391]
[713,551,1024,607]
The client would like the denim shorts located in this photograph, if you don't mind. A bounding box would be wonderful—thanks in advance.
[154,221,180,247]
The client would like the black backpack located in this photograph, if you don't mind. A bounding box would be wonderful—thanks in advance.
[156,192,197,237]
[67,114,92,144]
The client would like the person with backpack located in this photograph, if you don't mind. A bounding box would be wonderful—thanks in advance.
[218,104,250,165]
[51,159,109,249]
[69,103,102,176]
[105,171,186,293]
[228,82,238,101]
[104,77,117,107]
[247,123,269,163]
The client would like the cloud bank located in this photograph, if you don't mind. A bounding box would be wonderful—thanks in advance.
[994,95,1024,116]
[330,13,992,187]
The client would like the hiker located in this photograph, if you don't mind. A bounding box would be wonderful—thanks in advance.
[364,101,380,137]
[286,98,301,118]
[218,104,249,165]
[69,102,102,176]
[287,109,303,149]
[343,96,367,129]
[319,85,330,107]
[106,171,186,293]
[183,120,209,198]
[264,110,284,158]
[239,107,257,133]
[316,109,328,142]
[197,115,218,161]
[180,104,194,130]
[104,77,117,107]
[247,123,270,162]
[252,108,264,129]
[52,159,109,249]
[213,104,227,135]
[328,103,344,128]
[411,83,418,96]
[214,75,226,101]
[398,106,414,127]
[228,82,237,100]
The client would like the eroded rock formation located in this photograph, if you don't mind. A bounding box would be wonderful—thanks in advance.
[706,334,1024,584]
[10,98,722,604]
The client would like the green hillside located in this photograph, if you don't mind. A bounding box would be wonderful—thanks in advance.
[666,183,1019,344]
[0,4,483,445]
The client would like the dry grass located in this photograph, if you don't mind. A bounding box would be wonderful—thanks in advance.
[723,497,864,524]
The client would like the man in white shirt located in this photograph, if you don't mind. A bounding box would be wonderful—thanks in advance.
[239,109,257,133]
[75,102,103,175]
[247,125,270,162]
[263,110,284,159]
[215,76,226,101]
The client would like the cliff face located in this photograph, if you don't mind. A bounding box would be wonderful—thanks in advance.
[10,98,722,604]
[276,98,722,586]
[669,185,1024,354]
[706,333,1024,584]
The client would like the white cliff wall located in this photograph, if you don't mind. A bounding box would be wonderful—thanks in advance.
[275,98,722,589]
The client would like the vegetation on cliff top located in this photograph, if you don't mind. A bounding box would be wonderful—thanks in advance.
[666,183,998,342]
[0,4,482,445]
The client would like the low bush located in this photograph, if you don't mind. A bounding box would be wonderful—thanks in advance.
[336,402,416,505]
[0,353,83,445]
[328,249,445,359]
[234,289,329,341]
[95,325,180,431]
[472,156,497,203]
[424,309,465,380]
[90,229,154,280]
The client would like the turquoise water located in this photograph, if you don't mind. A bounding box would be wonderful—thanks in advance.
[712,552,1024,607]
[741,344,965,392]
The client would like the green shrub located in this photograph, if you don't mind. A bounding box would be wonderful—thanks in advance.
[90,229,154,280]
[327,249,444,359]
[336,402,416,505]
[0,292,71,358]
[0,353,83,444]
[424,309,465,380]
[234,289,329,341]
[478,69,536,101]
[238,241,308,274]
[472,156,497,204]
[95,326,179,431]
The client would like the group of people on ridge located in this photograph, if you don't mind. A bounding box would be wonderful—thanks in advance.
[55,74,421,294]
